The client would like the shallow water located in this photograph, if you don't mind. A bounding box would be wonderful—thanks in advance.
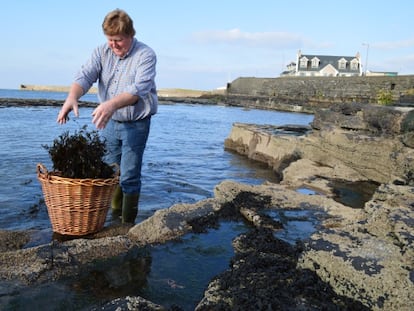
[0,91,314,233]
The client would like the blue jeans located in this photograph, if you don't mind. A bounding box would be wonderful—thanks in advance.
[103,117,151,194]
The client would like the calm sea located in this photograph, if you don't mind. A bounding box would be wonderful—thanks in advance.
[0,88,313,232]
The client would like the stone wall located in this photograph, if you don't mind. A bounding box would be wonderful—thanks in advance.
[226,75,414,107]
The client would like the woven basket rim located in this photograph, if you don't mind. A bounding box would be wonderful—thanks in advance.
[37,163,119,185]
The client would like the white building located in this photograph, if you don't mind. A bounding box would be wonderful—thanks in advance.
[281,50,363,77]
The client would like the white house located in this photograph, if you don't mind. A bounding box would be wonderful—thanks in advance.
[281,50,363,77]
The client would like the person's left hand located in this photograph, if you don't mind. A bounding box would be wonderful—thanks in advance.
[92,102,114,129]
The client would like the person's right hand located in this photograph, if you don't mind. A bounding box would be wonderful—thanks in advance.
[57,98,79,124]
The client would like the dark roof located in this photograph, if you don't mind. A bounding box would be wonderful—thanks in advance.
[298,54,360,73]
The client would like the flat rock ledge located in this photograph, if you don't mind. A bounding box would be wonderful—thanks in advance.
[1,103,413,310]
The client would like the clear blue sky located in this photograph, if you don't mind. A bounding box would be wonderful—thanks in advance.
[1,0,413,91]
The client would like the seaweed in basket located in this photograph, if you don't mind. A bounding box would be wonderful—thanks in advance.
[42,125,114,179]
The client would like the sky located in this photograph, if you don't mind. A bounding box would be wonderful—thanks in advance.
[1,0,413,91]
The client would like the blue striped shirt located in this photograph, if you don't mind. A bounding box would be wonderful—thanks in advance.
[74,38,158,121]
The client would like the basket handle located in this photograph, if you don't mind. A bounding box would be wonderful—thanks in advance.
[37,163,49,177]
[111,163,120,177]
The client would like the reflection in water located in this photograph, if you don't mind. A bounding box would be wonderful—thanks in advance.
[2,222,249,310]
[2,247,152,310]
[139,221,248,310]
[73,246,152,300]
[264,209,319,245]
[296,179,380,209]
[330,179,380,208]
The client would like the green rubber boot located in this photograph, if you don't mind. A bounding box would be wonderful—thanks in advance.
[122,193,139,224]
[111,185,123,218]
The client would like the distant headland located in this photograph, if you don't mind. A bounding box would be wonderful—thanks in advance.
[20,84,98,94]
[19,84,222,98]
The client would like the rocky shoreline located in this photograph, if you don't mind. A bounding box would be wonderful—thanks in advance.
[0,102,413,310]
[0,96,220,109]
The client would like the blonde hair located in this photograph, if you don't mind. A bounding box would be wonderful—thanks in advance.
[102,9,136,36]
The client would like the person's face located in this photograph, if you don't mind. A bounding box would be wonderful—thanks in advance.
[106,34,133,57]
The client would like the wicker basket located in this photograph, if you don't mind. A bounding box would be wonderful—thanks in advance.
[37,163,119,236]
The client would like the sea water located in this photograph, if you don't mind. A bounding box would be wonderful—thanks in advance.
[0,89,314,232]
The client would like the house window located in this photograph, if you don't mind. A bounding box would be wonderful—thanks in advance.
[338,58,347,70]
[350,59,359,70]
[300,57,308,68]
[311,57,320,68]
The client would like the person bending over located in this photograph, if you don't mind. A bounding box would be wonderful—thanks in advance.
[57,8,158,224]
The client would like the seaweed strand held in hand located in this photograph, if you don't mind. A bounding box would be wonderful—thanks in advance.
[42,125,114,179]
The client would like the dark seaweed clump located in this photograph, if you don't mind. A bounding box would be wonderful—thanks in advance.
[42,126,114,179]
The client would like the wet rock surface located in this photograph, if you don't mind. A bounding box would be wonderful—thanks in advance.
[0,230,30,252]
[196,227,369,310]
[222,103,414,310]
